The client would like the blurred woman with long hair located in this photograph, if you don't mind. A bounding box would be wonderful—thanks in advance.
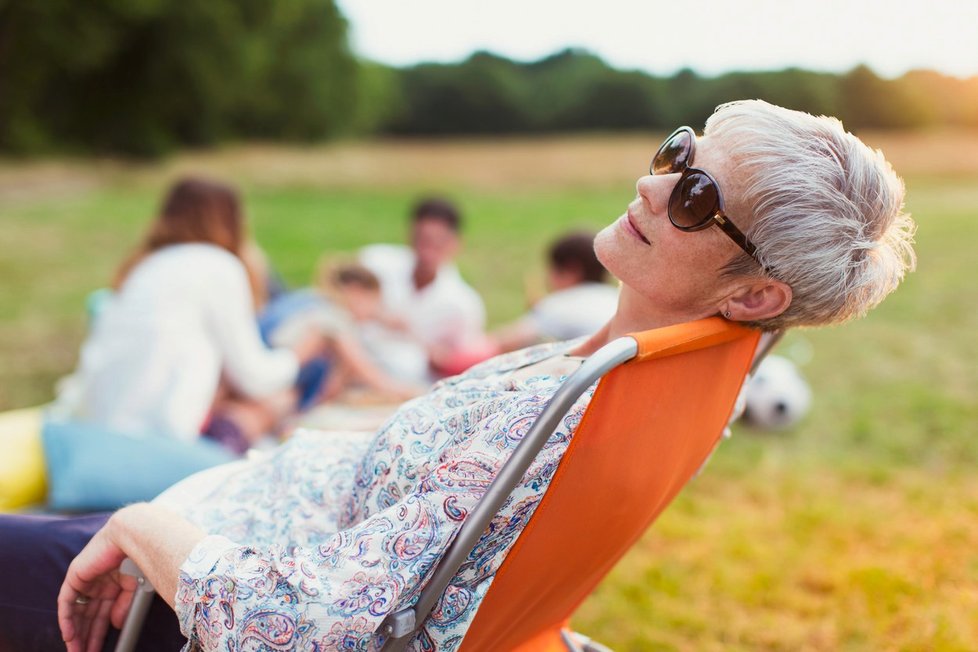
[56,177,321,451]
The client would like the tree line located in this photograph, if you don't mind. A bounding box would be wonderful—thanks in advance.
[0,0,361,156]
[383,50,978,136]
[2,0,976,156]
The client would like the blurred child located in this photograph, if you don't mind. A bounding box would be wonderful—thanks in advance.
[259,260,427,410]
[322,263,431,387]
[491,231,619,352]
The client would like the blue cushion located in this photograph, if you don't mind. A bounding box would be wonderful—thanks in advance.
[41,418,236,512]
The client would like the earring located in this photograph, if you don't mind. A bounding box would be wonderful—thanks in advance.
[723,310,731,319]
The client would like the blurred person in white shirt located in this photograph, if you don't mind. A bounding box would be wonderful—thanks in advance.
[492,231,619,352]
[359,197,488,376]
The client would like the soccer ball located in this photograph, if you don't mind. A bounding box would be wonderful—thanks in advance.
[742,354,812,430]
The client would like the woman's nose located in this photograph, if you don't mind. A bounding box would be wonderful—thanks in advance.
[636,173,676,215]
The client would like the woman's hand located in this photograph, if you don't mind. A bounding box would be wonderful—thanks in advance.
[57,502,208,650]
[57,517,136,652]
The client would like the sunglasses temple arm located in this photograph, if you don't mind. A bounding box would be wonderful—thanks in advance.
[714,214,759,261]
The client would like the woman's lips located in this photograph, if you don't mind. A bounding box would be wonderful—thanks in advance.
[621,211,651,245]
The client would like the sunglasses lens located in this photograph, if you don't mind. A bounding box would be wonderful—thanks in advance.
[669,171,719,228]
[652,129,693,175]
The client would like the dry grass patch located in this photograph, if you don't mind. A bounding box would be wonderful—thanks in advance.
[859,129,978,178]
[0,134,654,198]
[3,130,978,200]
[574,468,978,651]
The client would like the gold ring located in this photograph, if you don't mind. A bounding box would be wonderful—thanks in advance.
[74,595,91,605]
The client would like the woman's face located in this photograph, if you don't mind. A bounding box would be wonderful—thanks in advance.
[594,134,753,319]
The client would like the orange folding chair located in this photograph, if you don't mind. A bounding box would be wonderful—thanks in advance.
[117,317,760,651]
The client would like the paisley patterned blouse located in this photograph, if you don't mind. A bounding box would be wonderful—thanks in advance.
[173,339,593,651]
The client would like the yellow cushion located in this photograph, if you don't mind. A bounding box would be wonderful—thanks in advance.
[0,407,47,511]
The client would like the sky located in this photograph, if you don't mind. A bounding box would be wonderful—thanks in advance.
[334,0,978,79]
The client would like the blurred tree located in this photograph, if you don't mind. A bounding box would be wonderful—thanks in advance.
[228,0,358,141]
[838,64,925,130]
[525,50,666,131]
[0,0,358,156]
[899,69,978,128]
[710,68,840,118]
[662,68,715,128]
[387,52,532,135]
[349,60,404,135]
[554,73,661,130]
[382,55,978,136]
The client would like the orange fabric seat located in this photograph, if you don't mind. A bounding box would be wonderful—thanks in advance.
[459,317,760,651]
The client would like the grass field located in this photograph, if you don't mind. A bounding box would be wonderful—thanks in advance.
[2,131,977,650]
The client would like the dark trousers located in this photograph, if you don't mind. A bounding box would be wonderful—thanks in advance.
[0,513,185,652]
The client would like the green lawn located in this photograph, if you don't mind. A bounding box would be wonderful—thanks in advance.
[1,135,975,650]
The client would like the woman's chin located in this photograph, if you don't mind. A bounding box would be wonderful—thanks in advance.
[594,221,634,278]
[593,223,617,259]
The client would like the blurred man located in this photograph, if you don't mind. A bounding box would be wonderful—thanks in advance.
[359,197,487,376]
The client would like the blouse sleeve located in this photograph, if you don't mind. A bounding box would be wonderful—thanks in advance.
[203,253,299,398]
[176,462,489,649]
[173,387,579,651]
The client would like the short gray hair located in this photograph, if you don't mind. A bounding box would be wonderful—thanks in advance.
[705,100,916,330]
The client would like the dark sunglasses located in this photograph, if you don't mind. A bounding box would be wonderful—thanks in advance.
[651,126,762,265]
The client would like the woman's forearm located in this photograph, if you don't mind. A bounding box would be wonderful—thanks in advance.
[107,503,207,609]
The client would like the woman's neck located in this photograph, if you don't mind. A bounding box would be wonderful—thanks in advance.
[568,284,716,357]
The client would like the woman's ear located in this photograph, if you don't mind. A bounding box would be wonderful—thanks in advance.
[724,280,792,322]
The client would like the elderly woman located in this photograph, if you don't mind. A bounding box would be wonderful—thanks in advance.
[0,100,914,651]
